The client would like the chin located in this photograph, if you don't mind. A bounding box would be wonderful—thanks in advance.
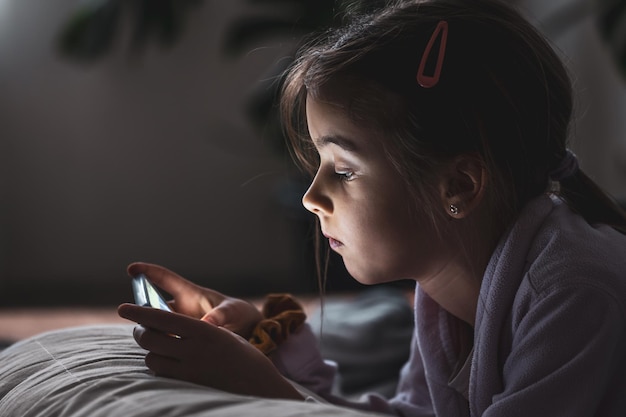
[345,264,391,286]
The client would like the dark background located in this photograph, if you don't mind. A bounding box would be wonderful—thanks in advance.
[0,0,625,307]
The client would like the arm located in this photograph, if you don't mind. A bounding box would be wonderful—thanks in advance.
[480,283,625,416]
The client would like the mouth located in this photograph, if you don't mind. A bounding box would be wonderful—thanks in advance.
[323,232,344,250]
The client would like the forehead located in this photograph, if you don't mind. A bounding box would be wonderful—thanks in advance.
[305,96,382,154]
[304,72,409,140]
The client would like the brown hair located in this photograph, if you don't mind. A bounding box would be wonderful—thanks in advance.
[281,0,626,243]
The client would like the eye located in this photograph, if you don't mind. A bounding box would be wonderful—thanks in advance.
[335,169,356,182]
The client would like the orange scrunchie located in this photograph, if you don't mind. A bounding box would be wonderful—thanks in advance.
[248,293,306,355]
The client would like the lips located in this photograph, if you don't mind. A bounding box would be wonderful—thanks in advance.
[323,231,343,250]
[328,237,343,250]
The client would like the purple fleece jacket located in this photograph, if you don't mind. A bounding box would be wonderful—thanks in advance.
[270,194,626,416]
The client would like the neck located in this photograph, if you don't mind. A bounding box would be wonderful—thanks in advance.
[419,204,504,326]
[417,266,481,327]
[416,229,494,327]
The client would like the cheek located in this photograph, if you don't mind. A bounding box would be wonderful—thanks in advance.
[347,204,422,280]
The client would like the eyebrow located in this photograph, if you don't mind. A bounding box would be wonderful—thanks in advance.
[313,135,359,152]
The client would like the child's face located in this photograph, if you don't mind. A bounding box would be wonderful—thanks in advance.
[302,97,448,285]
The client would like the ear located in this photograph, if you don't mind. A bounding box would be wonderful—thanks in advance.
[439,154,487,219]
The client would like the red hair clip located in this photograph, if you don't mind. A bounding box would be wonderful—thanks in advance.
[417,20,449,88]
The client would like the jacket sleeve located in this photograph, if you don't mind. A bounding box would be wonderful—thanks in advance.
[268,323,337,399]
[269,323,437,417]
[480,282,626,416]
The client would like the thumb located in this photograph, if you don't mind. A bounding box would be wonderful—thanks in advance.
[201,307,228,327]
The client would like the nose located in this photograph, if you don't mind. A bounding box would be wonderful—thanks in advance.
[302,174,332,216]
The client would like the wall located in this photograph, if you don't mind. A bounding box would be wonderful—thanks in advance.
[1,0,624,306]
[0,0,316,306]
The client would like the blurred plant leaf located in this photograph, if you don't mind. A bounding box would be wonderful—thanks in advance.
[57,0,202,63]
[221,0,336,57]
[57,0,122,62]
[221,0,395,56]
[221,15,327,57]
[129,0,202,52]
[224,0,394,153]
[56,0,626,156]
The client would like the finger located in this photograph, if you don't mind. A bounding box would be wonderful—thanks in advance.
[132,325,182,357]
[200,303,249,331]
[127,262,191,295]
[118,303,179,330]
[127,262,222,305]
[200,306,227,326]
[127,261,158,277]
[144,351,180,378]
[118,303,216,339]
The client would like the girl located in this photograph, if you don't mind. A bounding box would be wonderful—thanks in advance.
[118,0,626,415]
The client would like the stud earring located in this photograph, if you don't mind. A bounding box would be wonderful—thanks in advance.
[449,204,459,215]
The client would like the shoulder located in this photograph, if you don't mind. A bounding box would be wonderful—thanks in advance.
[521,197,626,316]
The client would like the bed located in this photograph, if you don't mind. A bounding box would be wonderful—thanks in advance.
[0,288,413,417]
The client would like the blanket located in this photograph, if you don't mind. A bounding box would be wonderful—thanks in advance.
[308,287,413,398]
[0,324,389,417]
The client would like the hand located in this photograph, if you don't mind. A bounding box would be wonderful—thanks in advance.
[126,262,262,339]
[117,304,303,400]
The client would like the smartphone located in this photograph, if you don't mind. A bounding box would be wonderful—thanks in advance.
[132,274,172,312]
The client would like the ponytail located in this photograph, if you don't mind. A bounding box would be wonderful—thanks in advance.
[559,171,626,234]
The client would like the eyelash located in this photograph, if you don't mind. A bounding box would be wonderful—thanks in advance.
[335,170,356,182]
